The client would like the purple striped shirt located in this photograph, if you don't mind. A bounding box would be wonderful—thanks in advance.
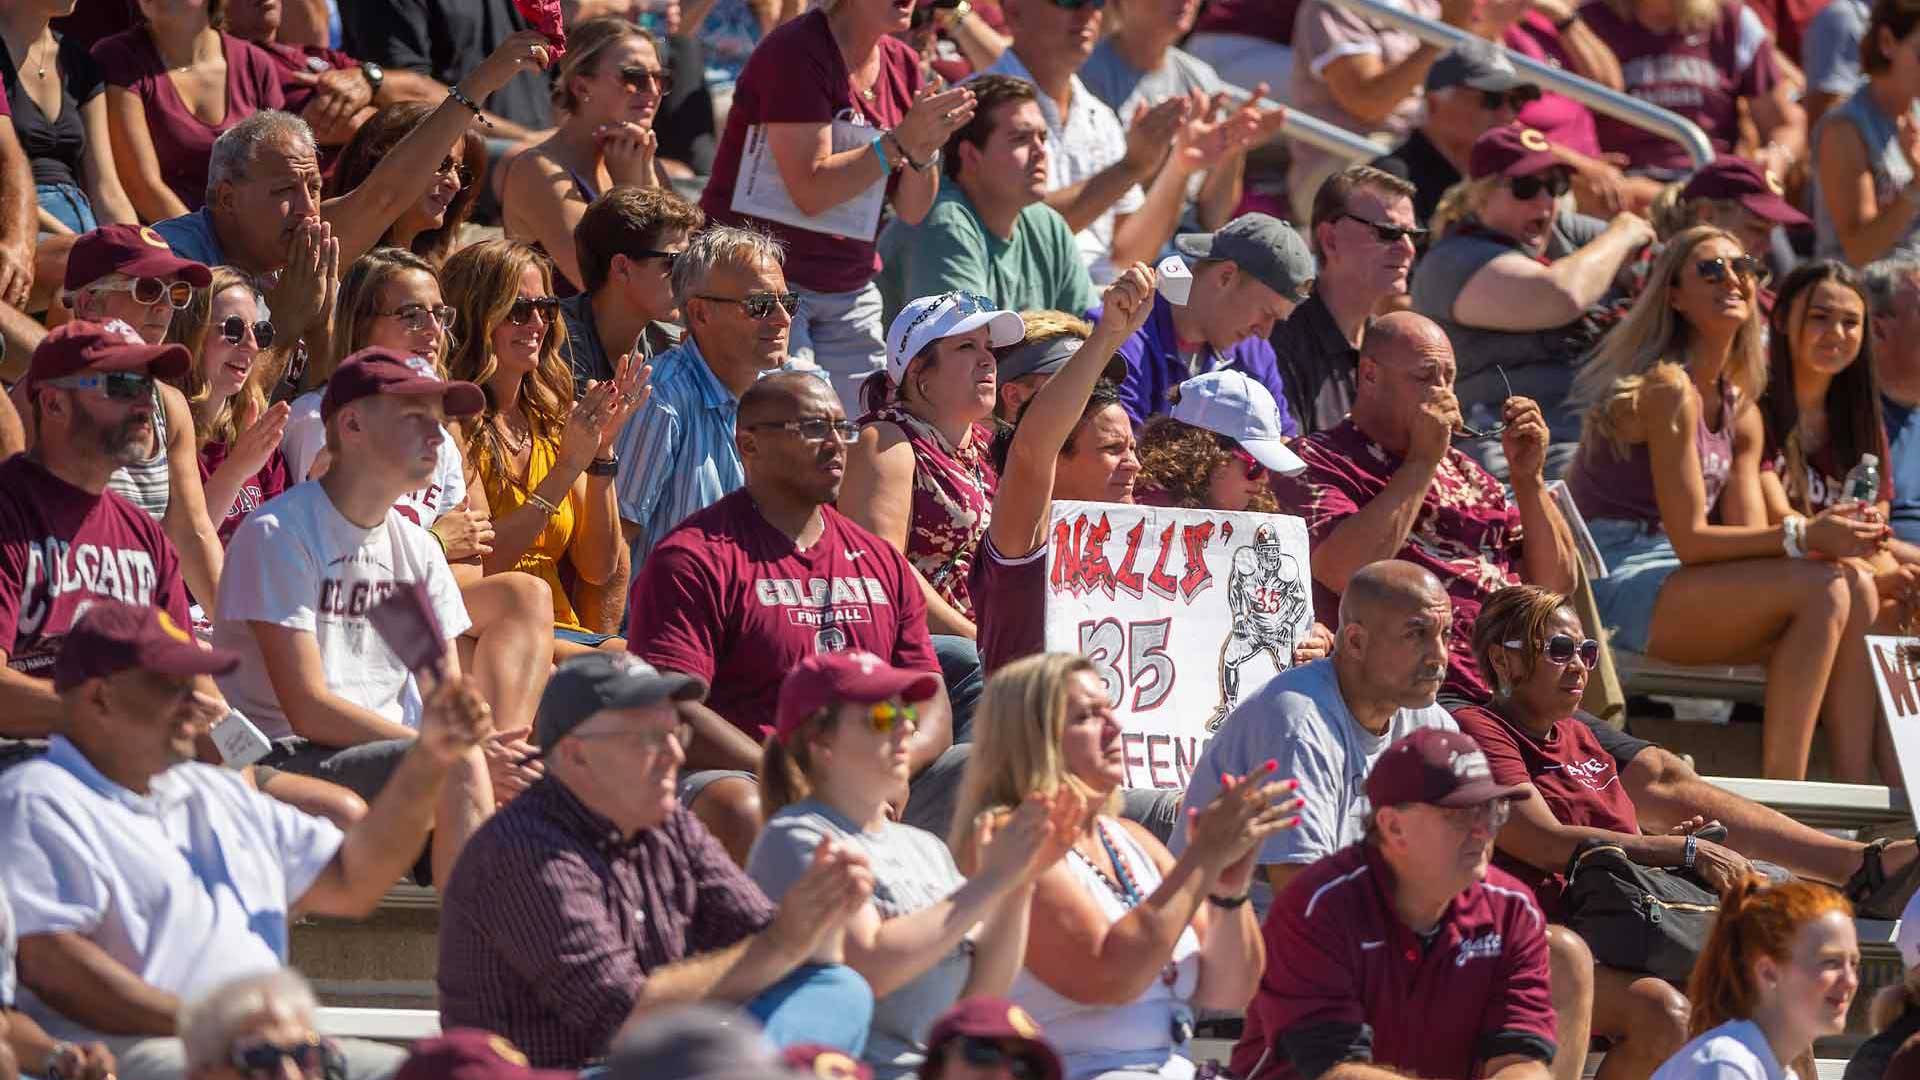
[436,780,776,1067]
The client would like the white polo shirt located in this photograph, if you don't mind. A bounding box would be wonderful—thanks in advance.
[0,737,344,1041]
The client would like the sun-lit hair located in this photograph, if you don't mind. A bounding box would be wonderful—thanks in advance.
[1571,226,1768,456]
[318,248,451,397]
[1469,584,1577,695]
[1687,877,1853,1037]
[948,653,1121,865]
[167,266,270,450]
[553,17,662,113]
[1136,416,1279,512]
[178,969,318,1073]
[441,240,573,478]
[328,102,485,268]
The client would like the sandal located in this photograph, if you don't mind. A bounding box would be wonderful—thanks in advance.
[1845,837,1920,920]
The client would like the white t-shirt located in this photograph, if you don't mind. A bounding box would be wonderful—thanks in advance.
[213,481,473,741]
[1650,1020,1788,1080]
[0,737,344,1042]
[280,390,467,528]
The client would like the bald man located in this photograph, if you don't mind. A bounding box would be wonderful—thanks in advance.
[1174,559,1458,896]
[626,371,962,859]
[1270,311,1577,706]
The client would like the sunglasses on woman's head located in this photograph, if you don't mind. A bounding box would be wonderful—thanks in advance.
[44,371,154,401]
[377,303,457,334]
[227,1035,341,1080]
[220,315,275,349]
[957,1037,1047,1080]
[867,699,917,734]
[1509,168,1572,201]
[1693,255,1767,286]
[435,156,474,187]
[1503,632,1600,667]
[900,290,995,344]
[506,296,561,325]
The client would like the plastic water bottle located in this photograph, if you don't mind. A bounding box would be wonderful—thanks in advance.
[1844,454,1882,506]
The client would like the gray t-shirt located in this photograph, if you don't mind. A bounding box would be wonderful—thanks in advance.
[1080,40,1235,118]
[746,798,971,1080]
[1170,659,1456,867]
[1805,0,1869,99]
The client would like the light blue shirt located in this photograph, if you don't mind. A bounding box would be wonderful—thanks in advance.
[1806,0,1870,98]
[153,207,227,267]
[612,334,748,568]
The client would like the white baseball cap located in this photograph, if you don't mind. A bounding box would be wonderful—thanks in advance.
[885,292,1026,385]
[1169,370,1308,477]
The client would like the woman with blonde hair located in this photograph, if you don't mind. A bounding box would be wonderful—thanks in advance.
[948,651,1301,1080]
[1565,225,1887,781]
[1651,879,1858,1080]
[443,239,648,653]
[502,18,670,295]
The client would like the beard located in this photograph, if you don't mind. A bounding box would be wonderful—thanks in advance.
[70,396,155,466]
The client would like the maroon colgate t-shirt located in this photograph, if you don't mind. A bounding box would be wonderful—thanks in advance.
[199,441,292,546]
[1452,704,1641,915]
[0,455,190,677]
[1232,842,1558,1080]
[629,489,939,737]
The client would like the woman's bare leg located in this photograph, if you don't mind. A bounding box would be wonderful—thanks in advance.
[1822,563,1886,783]
[1545,927,1594,1080]
[458,572,554,733]
[1589,964,1688,1080]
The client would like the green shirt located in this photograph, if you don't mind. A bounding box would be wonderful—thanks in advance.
[877,186,1097,323]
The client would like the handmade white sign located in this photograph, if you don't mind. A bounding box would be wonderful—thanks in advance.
[1044,500,1313,790]
[1865,634,1920,818]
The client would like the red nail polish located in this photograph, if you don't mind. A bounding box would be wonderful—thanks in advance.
[1263,758,1278,772]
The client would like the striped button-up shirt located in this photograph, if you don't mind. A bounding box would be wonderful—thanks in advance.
[612,335,747,569]
[435,780,776,1068]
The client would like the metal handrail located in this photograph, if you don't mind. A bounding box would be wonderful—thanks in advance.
[1316,0,1716,169]
[1278,108,1396,163]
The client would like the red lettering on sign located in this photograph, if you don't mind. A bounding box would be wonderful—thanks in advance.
[1049,519,1081,593]
[1178,522,1216,599]
[1875,642,1920,719]
[1080,514,1116,597]
[1146,522,1180,600]
[1114,519,1147,598]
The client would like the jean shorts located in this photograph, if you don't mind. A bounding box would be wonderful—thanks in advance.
[1587,518,1683,655]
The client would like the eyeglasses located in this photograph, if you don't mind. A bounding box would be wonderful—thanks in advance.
[1438,799,1512,833]
[748,417,862,443]
[1480,86,1541,112]
[506,296,561,325]
[376,303,458,334]
[91,276,194,310]
[629,248,681,268]
[867,699,918,734]
[573,721,696,753]
[900,291,995,345]
[435,156,474,187]
[1505,632,1601,668]
[227,1035,341,1080]
[1339,213,1428,246]
[1217,436,1268,481]
[957,1037,1049,1080]
[1509,168,1572,201]
[1452,365,1513,441]
[1694,255,1767,286]
[44,371,155,401]
[220,315,276,349]
[615,65,668,93]
[695,291,800,320]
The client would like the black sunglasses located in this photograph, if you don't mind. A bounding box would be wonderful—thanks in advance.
[1453,365,1514,441]
[227,1035,343,1080]
[1694,255,1768,286]
[1480,86,1542,112]
[1504,632,1601,667]
[1509,168,1572,201]
[220,314,276,349]
[506,296,561,325]
[1340,213,1428,246]
[616,65,668,92]
[1051,0,1106,9]
[695,291,800,319]
[46,371,154,401]
[436,156,474,187]
[957,1037,1048,1080]
[630,248,681,268]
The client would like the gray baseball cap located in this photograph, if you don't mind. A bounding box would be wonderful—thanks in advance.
[1426,47,1530,93]
[996,334,1127,384]
[534,653,708,753]
[1173,214,1315,300]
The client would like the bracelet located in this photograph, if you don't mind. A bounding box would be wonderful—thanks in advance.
[1683,833,1699,871]
[525,490,562,517]
[45,1043,79,1080]
[871,135,895,173]
[1552,11,1578,30]
[1206,891,1250,909]
[448,86,494,130]
[894,137,933,172]
[587,455,619,477]
[1782,514,1807,559]
[427,523,450,557]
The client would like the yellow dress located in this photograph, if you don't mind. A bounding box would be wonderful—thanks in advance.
[481,433,588,632]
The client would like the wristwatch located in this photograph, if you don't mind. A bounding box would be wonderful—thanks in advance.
[587,455,620,477]
[360,61,385,94]
[45,1042,81,1080]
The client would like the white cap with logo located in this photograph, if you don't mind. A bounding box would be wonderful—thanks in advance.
[885,292,1026,385]
[1169,370,1308,477]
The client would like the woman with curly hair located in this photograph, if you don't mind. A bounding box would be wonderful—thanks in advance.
[329,102,485,269]
[1136,371,1301,513]
[442,239,649,652]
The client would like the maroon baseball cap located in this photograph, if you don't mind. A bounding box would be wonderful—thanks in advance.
[1365,728,1529,809]
[64,223,212,290]
[781,1045,873,1080]
[770,651,940,743]
[27,318,191,385]
[391,1031,576,1080]
[52,600,239,691]
[925,998,1062,1080]
[1679,156,1809,227]
[321,347,486,420]
[1468,125,1558,180]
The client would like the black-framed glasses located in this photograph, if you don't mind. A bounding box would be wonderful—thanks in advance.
[748,417,861,442]
[45,371,154,401]
[435,156,474,187]
[696,291,799,320]
[220,314,275,349]
[228,1035,341,1080]
[957,1037,1048,1080]
[1480,86,1542,112]
[1453,365,1514,441]
[1339,213,1428,246]
[1509,168,1572,201]
[376,303,458,334]
[93,276,194,310]
[1505,632,1601,668]
[1694,255,1767,286]
[629,248,681,268]
[506,296,561,325]
[615,65,668,93]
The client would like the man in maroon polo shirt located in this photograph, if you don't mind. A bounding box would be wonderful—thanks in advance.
[1232,727,1556,1080]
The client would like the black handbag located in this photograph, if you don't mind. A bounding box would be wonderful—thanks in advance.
[1562,839,1719,984]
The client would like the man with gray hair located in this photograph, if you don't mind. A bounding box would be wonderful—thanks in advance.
[611,224,794,571]
[1866,257,1920,545]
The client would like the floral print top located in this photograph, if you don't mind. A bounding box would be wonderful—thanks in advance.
[867,405,998,622]
[1272,418,1524,701]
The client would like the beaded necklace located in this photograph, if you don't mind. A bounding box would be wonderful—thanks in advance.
[1071,819,1178,988]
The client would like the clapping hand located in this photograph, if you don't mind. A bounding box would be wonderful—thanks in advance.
[893,83,978,166]
[974,786,1087,884]
[229,401,292,479]
[1122,96,1190,178]
[1184,760,1303,896]
[770,840,876,963]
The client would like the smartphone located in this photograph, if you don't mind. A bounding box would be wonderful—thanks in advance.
[1694,823,1729,843]
[368,582,448,689]
[212,709,273,768]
